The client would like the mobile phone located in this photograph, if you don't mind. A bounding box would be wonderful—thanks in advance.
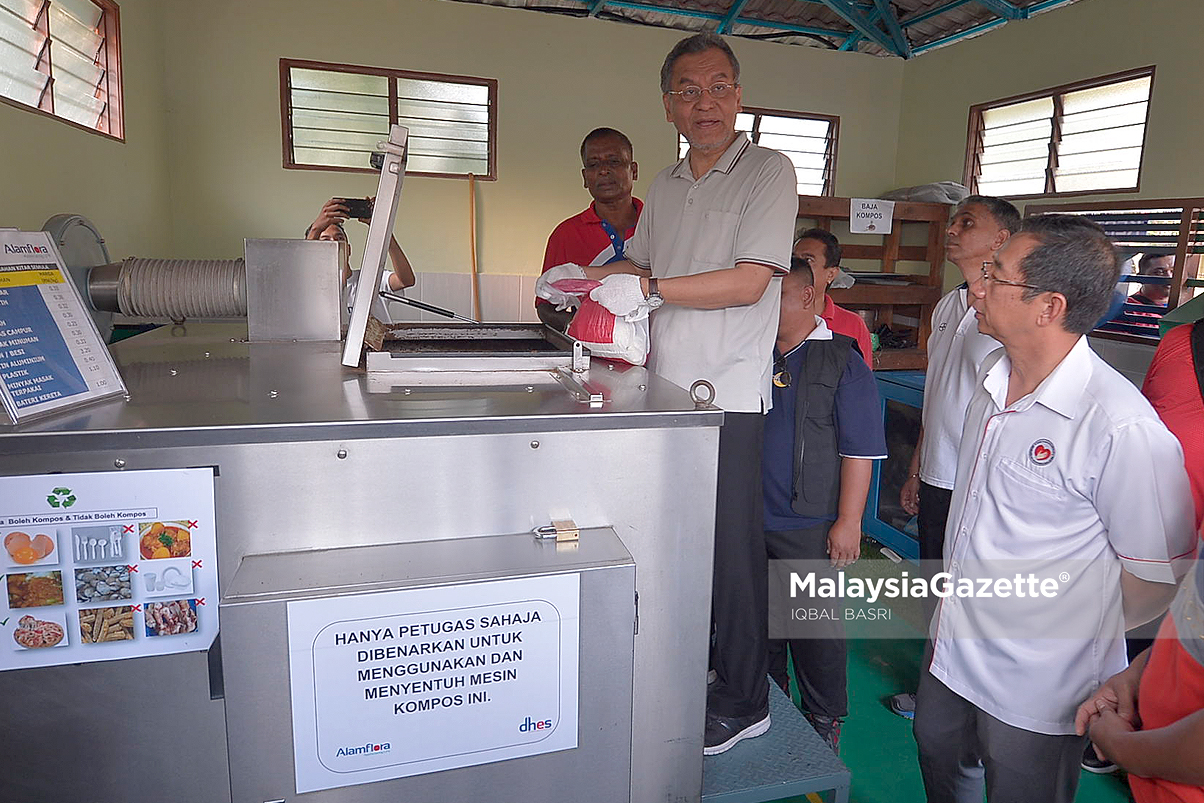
[339,198,373,219]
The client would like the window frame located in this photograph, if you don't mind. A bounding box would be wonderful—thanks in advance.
[1026,196,1204,345]
[279,57,498,181]
[0,0,124,141]
[676,105,839,197]
[964,66,1155,201]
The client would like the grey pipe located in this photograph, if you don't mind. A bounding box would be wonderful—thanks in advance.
[89,257,247,319]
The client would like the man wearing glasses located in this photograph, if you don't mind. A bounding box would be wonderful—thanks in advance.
[913,214,1195,803]
[537,32,797,754]
[537,128,642,331]
[891,196,1019,720]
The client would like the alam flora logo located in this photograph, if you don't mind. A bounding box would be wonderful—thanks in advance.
[336,741,391,758]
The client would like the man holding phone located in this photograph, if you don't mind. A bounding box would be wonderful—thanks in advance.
[306,197,416,321]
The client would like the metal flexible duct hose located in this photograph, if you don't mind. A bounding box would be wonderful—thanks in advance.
[91,257,247,319]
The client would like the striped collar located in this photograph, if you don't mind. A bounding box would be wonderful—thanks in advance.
[670,133,751,181]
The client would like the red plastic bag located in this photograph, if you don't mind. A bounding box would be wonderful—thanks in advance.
[551,279,649,366]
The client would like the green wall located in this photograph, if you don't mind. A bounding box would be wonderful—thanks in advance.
[2,0,903,274]
[10,0,1196,284]
[0,0,173,256]
[895,0,1203,207]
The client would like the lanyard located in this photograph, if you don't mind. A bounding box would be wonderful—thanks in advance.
[599,218,626,264]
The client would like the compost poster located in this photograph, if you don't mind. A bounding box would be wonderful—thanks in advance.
[0,468,218,671]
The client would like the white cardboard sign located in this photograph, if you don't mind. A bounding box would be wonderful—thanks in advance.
[0,468,218,671]
[0,230,126,423]
[850,198,896,234]
[287,573,580,794]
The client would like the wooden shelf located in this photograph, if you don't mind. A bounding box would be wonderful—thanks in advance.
[829,284,941,305]
[872,347,927,371]
[798,195,952,370]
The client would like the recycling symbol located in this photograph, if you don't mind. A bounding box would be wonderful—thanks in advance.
[47,487,76,508]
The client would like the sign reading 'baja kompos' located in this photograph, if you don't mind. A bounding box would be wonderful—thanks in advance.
[287,573,580,794]
[849,198,896,234]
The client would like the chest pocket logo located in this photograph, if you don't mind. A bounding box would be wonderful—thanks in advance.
[1028,439,1055,466]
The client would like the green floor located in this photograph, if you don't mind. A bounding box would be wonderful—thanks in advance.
[767,541,1136,803]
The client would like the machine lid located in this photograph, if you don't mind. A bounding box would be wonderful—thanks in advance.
[341,124,410,368]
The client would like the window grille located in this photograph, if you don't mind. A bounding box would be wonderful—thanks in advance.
[967,68,1153,198]
[1027,199,1204,341]
[0,0,122,138]
[677,106,838,196]
[281,59,496,180]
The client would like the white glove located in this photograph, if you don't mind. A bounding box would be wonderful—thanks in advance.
[535,263,587,311]
[589,273,650,321]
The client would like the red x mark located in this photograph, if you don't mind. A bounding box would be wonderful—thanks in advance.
[195,598,206,606]
[127,565,138,573]
[131,604,141,612]
[192,560,202,569]
[187,520,198,529]
[122,525,134,534]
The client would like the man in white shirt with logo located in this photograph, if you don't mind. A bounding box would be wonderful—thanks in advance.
[914,214,1196,803]
[535,33,797,754]
[890,195,1020,720]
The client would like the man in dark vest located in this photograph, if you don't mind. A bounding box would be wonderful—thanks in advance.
[762,255,887,752]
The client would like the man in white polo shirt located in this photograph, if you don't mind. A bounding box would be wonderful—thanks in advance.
[536,32,797,755]
[890,195,1020,719]
[914,214,1196,803]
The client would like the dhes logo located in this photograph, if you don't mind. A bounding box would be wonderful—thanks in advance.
[518,715,553,733]
[336,741,391,757]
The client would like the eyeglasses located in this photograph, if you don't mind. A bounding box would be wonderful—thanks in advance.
[666,82,738,103]
[773,354,792,389]
[980,263,1044,292]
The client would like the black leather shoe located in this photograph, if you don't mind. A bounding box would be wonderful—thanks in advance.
[703,704,771,755]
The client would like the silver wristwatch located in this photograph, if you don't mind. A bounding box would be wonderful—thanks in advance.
[646,277,665,310]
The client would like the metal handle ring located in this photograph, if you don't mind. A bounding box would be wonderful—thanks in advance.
[689,379,716,408]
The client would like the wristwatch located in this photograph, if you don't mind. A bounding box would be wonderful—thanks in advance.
[646,277,665,310]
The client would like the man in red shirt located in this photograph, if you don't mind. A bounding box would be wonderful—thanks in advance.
[1128,253,1174,308]
[792,228,873,368]
[538,128,642,330]
[1142,320,1204,530]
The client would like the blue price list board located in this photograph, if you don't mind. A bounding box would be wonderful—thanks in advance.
[0,231,125,423]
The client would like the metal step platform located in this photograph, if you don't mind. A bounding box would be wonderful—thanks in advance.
[703,683,851,803]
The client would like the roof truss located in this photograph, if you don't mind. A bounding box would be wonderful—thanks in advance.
[465,0,1085,59]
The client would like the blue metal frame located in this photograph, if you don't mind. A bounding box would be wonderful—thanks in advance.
[973,0,1025,19]
[861,373,925,563]
[912,16,1006,54]
[580,0,848,38]
[817,0,899,54]
[873,0,911,57]
[899,0,974,29]
[568,0,1085,60]
[716,0,751,33]
[837,4,881,51]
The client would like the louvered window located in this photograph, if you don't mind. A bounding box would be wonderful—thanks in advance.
[281,59,496,180]
[967,68,1153,199]
[0,0,122,139]
[1027,199,1204,342]
[677,107,838,196]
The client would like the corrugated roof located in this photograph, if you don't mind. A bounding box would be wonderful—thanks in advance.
[444,0,1086,58]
